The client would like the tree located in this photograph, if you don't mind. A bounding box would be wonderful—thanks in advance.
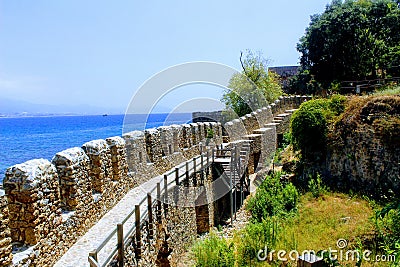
[295,0,400,91]
[222,50,282,117]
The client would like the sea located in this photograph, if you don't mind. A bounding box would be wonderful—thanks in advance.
[0,113,192,182]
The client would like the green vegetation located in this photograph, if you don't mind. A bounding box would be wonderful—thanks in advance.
[191,172,298,266]
[275,192,379,266]
[206,128,214,139]
[222,50,282,117]
[308,173,327,198]
[292,0,400,93]
[190,174,393,266]
[247,172,299,222]
[235,218,279,266]
[290,95,347,161]
[191,232,235,267]
[375,199,400,266]
[373,86,400,96]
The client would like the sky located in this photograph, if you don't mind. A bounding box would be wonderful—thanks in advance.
[0,0,331,114]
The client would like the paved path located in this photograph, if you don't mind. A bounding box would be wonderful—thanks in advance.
[54,156,206,267]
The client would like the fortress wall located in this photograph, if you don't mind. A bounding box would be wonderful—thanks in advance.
[82,139,113,194]
[209,122,223,145]
[246,113,261,133]
[222,96,303,143]
[3,159,62,246]
[123,131,147,172]
[158,126,175,156]
[0,195,12,266]
[145,129,163,162]
[224,119,247,142]
[1,96,303,266]
[189,123,200,147]
[52,147,92,211]
[106,136,129,182]
[1,119,223,266]
[178,124,191,149]
[171,125,181,153]
[197,122,205,144]
[254,108,268,127]
[219,96,305,174]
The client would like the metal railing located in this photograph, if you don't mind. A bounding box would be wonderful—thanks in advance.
[88,147,213,267]
[88,142,252,267]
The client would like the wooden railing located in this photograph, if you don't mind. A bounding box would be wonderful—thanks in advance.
[88,143,251,267]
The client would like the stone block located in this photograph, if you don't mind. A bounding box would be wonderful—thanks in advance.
[4,159,61,245]
[82,139,112,194]
[52,147,91,211]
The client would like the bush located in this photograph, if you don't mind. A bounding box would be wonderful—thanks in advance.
[308,173,326,198]
[291,96,347,162]
[291,103,327,159]
[328,94,347,116]
[375,199,400,266]
[191,232,235,267]
[246,172,299,222]
[206,128,214,139]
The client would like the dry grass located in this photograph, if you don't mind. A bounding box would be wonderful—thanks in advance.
[259,193,388,267]
[276,193,375,252]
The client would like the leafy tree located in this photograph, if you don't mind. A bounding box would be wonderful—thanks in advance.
[295,0,400,91]
[222,50,282,117]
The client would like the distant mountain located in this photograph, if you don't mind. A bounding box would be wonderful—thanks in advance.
[0,97,123,117]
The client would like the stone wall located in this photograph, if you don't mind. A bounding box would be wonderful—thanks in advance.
[192,110,226,123]
[122,163,215,267]
[0,95,308,266]
[0,195,12,266]
[0,119,225,266]
[0,123,222,266]
[3,159,61,246]
[220,95,309,174]
[326,96,400,197]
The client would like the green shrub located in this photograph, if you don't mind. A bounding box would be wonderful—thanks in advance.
[246,172,299,222]
[328,94,347,117]
[281,132,292,148]
[236,218,279,266]
[206,128,214,139]
[282,183,300,210]
[290,95,346,162]
[375,199,400,266]
[308,173,326,198]
[191,232,235,267]
[291,103,327,158]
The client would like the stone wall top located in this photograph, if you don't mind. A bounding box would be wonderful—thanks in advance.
[4,159,56,191]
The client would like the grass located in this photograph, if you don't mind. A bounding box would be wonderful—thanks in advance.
[275,193,375,253]
[262,192,392,267]
[190,191,386,267]
[372,86,400,96]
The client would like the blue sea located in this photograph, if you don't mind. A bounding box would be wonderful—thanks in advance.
[0,113,192,182]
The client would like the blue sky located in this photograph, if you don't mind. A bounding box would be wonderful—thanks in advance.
[0,0,331,113]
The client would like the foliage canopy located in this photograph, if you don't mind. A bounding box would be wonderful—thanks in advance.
[222,50,282,117]
[294,0,400,92]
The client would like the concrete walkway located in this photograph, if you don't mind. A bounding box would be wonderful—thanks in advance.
[54,157,204,267]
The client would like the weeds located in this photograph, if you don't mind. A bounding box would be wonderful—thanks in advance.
[235,217,279,266]
[191,231,235,267]
[308,173,326,198]
[246,172,299,222]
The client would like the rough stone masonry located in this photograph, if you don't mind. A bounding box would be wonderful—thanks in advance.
[0,95,309,266]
